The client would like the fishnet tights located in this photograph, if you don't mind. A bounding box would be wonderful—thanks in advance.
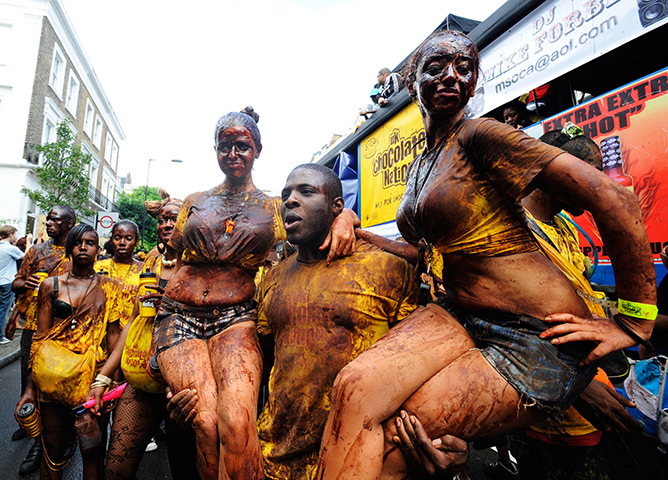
[103,384,199,480]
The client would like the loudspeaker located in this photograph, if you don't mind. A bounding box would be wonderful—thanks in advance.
[638,0,668,28]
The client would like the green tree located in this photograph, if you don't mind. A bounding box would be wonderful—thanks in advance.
[21,119,93,217]
[116,186,161,251]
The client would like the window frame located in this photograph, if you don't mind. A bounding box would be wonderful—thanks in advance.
[48,43,66,99]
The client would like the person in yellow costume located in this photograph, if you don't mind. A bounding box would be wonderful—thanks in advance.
[12,206,75,476]
[513,127,641,479]
[15,224,122,479]
[94,220,144,329]
[86,193,199,479]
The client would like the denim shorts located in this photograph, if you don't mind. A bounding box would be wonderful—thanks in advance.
[436,298,597,415]
[154,296,257,355]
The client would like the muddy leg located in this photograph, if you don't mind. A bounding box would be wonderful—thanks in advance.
[209,321,264,480]
[158,339,219,480]
[39,401,76,480]
[104,384,164,479]
[317,304,475,480]
[74,410,105,480]
[380,350,544,479]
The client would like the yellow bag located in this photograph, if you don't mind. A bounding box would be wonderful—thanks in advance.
[121,315,164,394]
[32,339,97,407]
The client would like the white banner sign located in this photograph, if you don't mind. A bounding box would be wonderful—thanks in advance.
[473,0,668,117]
[96,211,119,237]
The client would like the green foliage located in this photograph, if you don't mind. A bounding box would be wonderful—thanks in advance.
[21,119,93,217]
[116,186,161,251]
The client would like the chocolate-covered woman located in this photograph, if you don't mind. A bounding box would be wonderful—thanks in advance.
[317,31,656,479]
[16,225,122,479]
[154,107,358,479]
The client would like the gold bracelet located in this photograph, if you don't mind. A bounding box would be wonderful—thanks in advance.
[89,381,110,389]
[94,374,113,388]
[617,299,658,321]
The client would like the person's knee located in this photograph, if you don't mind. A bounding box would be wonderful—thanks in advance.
[330,360,379,417]
[192,408,218,442]
[217,404,255,448]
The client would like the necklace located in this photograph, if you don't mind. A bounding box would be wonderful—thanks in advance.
[70,271,96,279]
[65,272,97,330]
[161,256,177,268]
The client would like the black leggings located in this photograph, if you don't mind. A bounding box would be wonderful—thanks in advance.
[104,383,198,480]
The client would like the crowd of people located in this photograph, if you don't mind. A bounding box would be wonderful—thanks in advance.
[1,30,665,480]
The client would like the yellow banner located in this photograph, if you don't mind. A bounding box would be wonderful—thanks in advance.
[359,102,425,228]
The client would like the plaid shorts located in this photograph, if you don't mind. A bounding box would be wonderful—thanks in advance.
[154,296,257,355]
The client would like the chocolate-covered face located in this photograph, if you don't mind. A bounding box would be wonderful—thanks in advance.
[111,224,137,258]
[215,126,258,183]
[411,35,478,117]
[72,231,99,266]
[156,204,180,245]
[281,169,335,247]
[45,209,66,238]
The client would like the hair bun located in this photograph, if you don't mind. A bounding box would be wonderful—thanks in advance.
[240,106,259,124]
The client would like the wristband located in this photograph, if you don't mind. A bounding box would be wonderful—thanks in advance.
[612,314,653,350]
[617,299,658,321]
[575,290,658,320]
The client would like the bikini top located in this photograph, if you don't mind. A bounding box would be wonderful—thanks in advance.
[51,276,73,319]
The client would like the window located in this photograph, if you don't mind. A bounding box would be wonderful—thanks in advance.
[40,98,65,164]
[49,44,66,98]
[104,132,113,162]
[65,71,80,116]
[111,142,119,172]
[83,100,94,137]
[93,115,103,148]
[89,156,100,188]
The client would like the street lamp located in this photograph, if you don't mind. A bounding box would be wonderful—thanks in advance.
[141,158,183,251]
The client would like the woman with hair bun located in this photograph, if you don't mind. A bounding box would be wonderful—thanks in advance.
[153,107,358,479]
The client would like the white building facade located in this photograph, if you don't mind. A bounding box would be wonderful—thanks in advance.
[0,0,124,235]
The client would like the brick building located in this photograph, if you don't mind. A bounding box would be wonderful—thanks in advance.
[0,0,124,235]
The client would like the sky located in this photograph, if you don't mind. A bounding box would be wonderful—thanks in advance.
[60,0,507,199]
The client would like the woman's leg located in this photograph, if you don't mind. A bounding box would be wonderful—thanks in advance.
[104,384,165,479]
[75,410,107,480]
[165,416,200,480]
[379,350,543,479]
[209,321,264,480]
[318,304,475,480]
[39,402,76,480]
[158,339,219,480]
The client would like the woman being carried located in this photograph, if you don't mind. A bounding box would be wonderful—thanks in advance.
[317,31,656,479]
[155,107,357,479]
[15,225,122,479]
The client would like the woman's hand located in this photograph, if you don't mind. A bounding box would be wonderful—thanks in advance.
[14,388,37,424]
[393,410,469,478]
[320,209,359,265]
[140,284,165,311]
[541,313,653,365]
[85,386,107,415]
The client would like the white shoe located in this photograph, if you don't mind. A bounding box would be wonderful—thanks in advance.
[0,337,11,345]
[145,438,158,452]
